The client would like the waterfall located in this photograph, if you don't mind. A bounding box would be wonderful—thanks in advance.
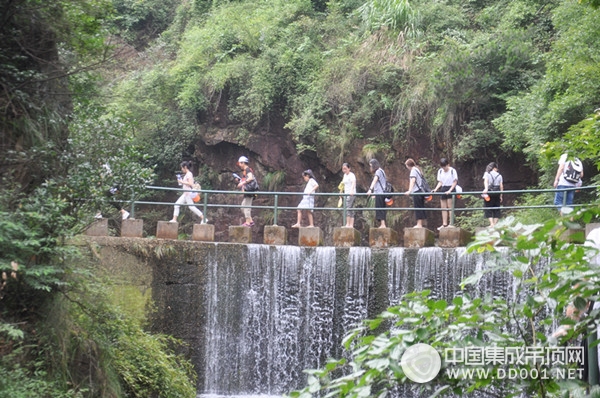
[341,247,372,336]
[204,245,340,395]
[196,245,519,396]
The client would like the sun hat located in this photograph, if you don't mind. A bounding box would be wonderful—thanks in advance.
[238,156,249,163]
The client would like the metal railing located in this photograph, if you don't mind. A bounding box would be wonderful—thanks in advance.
[123,185,598,225]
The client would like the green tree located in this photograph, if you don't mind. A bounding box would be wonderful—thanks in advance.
[0,1,192,396]
[495,1,600,169]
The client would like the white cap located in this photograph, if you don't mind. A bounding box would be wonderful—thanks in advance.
[238,156,249,163]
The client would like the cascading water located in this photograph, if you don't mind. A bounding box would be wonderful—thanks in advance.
[204,245,344,395]
[198,244,520,397]
[341,247,372,338]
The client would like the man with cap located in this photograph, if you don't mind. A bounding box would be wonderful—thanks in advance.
[235,156,256,226]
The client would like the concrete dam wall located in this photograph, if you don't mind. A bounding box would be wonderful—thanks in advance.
[74,236,512,395]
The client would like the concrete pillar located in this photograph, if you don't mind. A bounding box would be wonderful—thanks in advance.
[121,219,143,238]
[369,228,398,248]
[229,226,252,244]
[585,223,600,238]
[333,227,361,247]
[298,227,323,247]
[404,227,435,248]
[192,224,215,242]
[438,226,472,248]
[157,221,179,240]
[560,227,585,244]
[85,218,108,236]
[264,225,287,245]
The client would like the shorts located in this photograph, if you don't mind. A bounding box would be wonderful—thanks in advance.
[298,194,314,210]
[440,185,455,200]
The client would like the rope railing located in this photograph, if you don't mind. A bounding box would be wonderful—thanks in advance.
[123,185,598,226]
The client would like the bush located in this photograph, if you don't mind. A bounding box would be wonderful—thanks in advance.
[290,209,600,397]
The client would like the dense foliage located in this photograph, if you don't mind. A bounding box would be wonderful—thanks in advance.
[290,210,600,397]
[101,0,600,181]
[2,0,600,396]
[0,0,191,396]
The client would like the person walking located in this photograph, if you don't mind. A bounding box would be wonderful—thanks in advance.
[235,156,256,227]
[432,158,458,230]
[366,158,387,229]
[403,158,427,228]
[292,169,319,228]
[482,162,503,227]
[340,163,357,228]
[553,153,583,216]
[95,162,130,220]
[169,160,204,223]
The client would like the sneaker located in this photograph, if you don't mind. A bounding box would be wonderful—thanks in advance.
[121,210,130,220]
[95,212,103,219]
[437,225,447,231]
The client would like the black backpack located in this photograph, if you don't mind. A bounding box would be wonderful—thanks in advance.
[384,182,394,200]
[563,159,583,184]
[244,168,260,191]
[416,169,431,193]
[378,170,394,200]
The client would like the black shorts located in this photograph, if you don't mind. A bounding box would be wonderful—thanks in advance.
[439,185,455,200]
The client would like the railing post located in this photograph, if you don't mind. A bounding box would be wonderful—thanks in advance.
[203,192,208,220]
[450,194,456,225]
[342,195,347,221]
[273,194,279,226]
[588,328,599,386]
[130,194,135,219]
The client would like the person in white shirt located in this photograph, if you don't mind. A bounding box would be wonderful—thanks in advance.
[235,156,256,227]
[403,158,427,228]
[432,158,458,230]
[169,160,204,223]
[366,158,388,229]
[292,169,319,228]
[340,163,357,228]
[553,153,583,216]
[482,162,504,227]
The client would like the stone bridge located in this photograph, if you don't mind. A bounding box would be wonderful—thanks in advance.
[85,217,478,248]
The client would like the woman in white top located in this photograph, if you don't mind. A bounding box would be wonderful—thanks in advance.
[432,158,458,230]
[170,161,204,223]
[292,169,319,228]
[366,158,387,229]
[482,162,503,227]
[341,163,357,228]
[403,158,427,228]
